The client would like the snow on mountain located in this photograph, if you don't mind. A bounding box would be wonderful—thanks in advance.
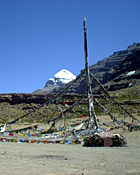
[54,69,76,82]
[45,69,76,87]
[126,70,136,76]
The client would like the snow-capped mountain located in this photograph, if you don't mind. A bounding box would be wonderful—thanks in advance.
[34,43,140,94]
[45,69,76,86]
[33,69,76,94]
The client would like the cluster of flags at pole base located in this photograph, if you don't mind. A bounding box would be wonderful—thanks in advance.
[0,137,85,145]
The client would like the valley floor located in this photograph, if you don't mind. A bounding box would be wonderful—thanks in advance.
[0,130,140,175]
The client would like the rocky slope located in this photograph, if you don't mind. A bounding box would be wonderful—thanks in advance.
[105,48,140,91]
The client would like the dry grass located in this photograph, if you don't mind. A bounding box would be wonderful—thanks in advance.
[0,85,140,127]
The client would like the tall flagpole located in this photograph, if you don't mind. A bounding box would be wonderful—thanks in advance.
[83,18,99,131]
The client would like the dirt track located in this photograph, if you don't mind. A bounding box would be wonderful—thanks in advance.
[0,131,140,175]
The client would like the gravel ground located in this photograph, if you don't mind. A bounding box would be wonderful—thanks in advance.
[0,131,140,175]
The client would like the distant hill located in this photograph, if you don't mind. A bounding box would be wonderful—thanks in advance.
[33,43,140,94]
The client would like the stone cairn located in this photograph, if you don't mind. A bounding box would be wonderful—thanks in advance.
[83,132,127,147]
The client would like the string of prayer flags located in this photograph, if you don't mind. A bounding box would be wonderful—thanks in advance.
[0,71,86,128]
[90,71,140,123]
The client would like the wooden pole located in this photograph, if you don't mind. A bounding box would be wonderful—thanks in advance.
[83,18,99,131]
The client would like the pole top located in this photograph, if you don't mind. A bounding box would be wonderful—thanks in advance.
[83,18,87,30]
[84,18,86,25]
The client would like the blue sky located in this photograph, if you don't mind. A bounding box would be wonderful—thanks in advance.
[0,0,140,94]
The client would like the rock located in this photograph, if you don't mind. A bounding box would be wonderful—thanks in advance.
[83,133,127,147]
[0,93,82,105]
[0,94,12,103]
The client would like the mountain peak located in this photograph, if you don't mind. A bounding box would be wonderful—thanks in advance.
[33,69,76,94]
[127,43,140,50]
[54,69,76,81]
[47,69,76,86]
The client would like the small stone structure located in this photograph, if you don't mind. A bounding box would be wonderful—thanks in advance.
[83,131,127,147]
